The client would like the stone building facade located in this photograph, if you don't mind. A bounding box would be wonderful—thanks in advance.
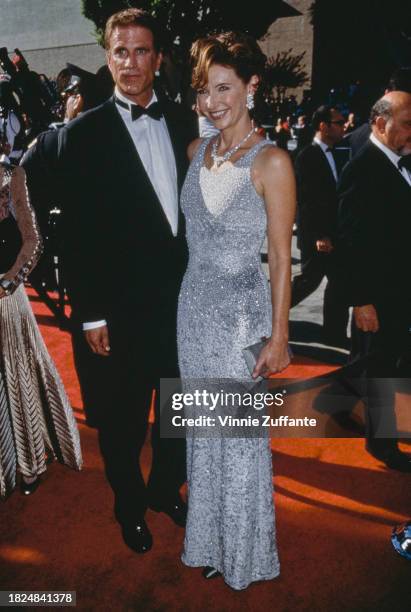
[259,0,314,100]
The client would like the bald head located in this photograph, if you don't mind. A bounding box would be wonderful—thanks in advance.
[371,91,411,155]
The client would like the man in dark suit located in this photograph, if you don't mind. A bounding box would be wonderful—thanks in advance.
[344,67,411,157]
[292,105,349,346]
[338,91,411,471]
[59,9,197,552]
[21,64,110,427]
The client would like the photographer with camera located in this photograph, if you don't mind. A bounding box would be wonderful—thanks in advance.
[0,73,25,164]
[0,47,56,139]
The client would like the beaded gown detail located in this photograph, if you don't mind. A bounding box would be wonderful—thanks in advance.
[177,138,280,590]
[0,164,82,499]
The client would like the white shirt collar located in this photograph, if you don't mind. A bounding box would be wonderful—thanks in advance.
[369,132,401,166]
[313,136,330,153]
[114,87,157,109]
[313,136,338,181]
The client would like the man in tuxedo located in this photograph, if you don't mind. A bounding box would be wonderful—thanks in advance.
[59,9,197,552]
[292,105,349,346]
[338,91,411,470]
[344,67,411,157]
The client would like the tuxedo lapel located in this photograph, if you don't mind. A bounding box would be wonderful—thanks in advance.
[367,142,411,201]
[103,97,177,235]
[104,98,156,191]
[312,143,336,186]
[106,95,185,192]
[160,98,187,192]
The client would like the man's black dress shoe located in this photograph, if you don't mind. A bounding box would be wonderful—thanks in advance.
[367,447,411,472]
[149,497,187,527]
[20,477,41,496]
[121,519,153,554]
[202,566,222,579]
[382,451,411,472]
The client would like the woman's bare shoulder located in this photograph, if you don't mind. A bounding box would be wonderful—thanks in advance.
[256,143,291,170]
[252,142,295,197]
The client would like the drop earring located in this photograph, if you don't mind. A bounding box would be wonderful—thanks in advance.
[246,91,254,110]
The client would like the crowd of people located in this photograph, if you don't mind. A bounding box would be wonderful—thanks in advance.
[1,6,411,592]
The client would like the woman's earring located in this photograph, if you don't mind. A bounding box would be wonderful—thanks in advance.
[155,70,160,77]
[246,91,255,110]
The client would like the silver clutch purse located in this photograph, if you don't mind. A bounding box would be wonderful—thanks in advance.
[242,337,293,377]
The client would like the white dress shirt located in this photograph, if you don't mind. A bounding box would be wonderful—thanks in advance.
[114,87,178,234]
[369,133,411,187]
[313,136,338,181]
[83,88,179,332]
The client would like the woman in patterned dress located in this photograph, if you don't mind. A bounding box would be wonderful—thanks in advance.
[0,137,82,499]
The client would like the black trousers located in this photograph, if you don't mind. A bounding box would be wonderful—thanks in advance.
[70,318,102,428]
[350,312,411,456]
[81,308,186,524]
[292,247,348,342]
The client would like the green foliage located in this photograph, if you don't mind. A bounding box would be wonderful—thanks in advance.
[81,0,282,50]
[266,49,309,103]
[81,0,142,44]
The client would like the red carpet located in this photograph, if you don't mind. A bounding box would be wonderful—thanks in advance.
[0,290,410,611]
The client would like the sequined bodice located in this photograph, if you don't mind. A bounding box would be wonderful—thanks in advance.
[178,137,275,379]
[181,138,272,277]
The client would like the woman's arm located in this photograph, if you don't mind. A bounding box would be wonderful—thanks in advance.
[0,166,43,298]
[252,146,296,377]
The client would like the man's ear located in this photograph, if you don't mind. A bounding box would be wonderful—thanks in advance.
[319,120,328,133]
[375,116,387,135]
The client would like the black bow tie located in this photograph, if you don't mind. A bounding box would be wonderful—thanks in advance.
[398,155,411,172]
[114,96,163,121]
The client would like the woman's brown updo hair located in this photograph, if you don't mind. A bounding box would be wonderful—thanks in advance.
[190,32,267,121]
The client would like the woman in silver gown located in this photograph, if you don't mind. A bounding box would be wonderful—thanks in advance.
[177,33,296,590]
[0,148,82,499]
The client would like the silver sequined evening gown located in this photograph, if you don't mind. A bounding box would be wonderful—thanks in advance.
[177,138,280,590]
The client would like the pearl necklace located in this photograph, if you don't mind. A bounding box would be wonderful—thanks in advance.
[211,127,256,168]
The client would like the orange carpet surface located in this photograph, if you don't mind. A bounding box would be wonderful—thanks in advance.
[0,290,410,611]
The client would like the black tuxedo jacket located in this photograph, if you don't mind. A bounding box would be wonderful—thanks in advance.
[338,140,411,319]
[343,123,371,158]
[294,142,338,253]
[21,128,62,235]
[59,95,197,324]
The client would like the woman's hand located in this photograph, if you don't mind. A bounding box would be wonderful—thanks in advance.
[0,287,7,299]
[253,336,291,379]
